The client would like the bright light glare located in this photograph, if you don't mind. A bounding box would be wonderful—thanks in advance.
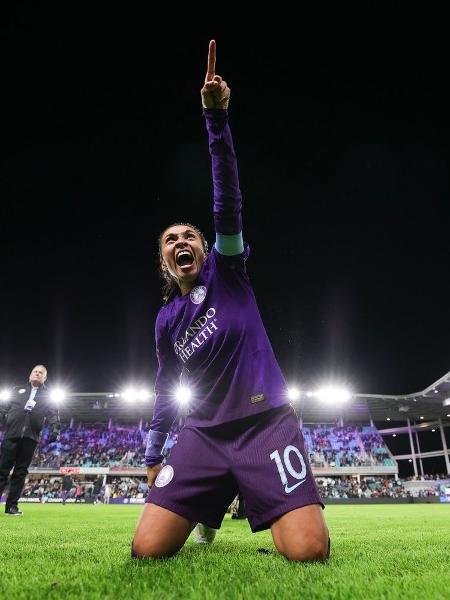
[0,389,11,401]
[50,388,66,403]
[121,387,151,402]
[175,386,191,405]
[287,387,301,401]
[315,386,351,403]
[122,388,137,402]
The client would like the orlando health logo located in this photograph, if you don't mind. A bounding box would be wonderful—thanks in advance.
[174,307,218,364]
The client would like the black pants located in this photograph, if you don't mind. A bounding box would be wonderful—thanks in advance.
[0,437,37,507]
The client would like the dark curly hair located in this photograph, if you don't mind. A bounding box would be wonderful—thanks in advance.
[158,222,209,302]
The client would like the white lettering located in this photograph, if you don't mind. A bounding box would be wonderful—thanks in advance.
[173,307,218,359]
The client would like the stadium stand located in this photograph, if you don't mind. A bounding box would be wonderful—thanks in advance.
[1,370,449,504]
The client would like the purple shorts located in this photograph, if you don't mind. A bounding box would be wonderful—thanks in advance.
[146,405,324,532]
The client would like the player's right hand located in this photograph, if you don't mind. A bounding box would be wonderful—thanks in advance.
[146,463,163,488]
[201,40,230,109]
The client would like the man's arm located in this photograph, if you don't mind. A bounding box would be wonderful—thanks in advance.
[201,40,244,257]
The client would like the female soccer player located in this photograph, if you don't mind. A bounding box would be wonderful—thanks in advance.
[133,40,329,561]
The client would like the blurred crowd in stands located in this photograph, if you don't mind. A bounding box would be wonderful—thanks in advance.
[303,425,394,468]
[18,476,148,502]
[0,422,448,503]
[0,421,447,506]
[0,422,396,469]
[11,474,444,503]
[315,477,440,498]
[30,424,148,468]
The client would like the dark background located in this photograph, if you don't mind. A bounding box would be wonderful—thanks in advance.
[1,8,449,415]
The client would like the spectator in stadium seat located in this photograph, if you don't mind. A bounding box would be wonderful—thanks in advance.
[0,365,60,516]
[132,41,329,562]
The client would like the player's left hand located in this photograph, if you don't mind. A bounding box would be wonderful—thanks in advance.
[201,40,230,110]
[147,463,163,488]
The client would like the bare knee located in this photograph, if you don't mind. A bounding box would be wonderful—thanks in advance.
[132,503,192,559]
[277,535,330,562]
[132,534,182,559]
[270,504,330,562]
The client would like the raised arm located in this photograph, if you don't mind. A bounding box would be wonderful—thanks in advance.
[201,40,244,256]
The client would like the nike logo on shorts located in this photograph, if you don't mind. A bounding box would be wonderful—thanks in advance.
[284,480,306,494]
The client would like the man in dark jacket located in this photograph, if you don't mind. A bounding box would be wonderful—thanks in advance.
[0,365,60,515]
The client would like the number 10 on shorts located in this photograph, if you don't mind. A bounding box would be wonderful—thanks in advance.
[270,445,307,494]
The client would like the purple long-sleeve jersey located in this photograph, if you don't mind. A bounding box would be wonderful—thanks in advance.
[147,109,288,453]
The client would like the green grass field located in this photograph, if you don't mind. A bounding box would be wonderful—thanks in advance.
[1,504,449,599]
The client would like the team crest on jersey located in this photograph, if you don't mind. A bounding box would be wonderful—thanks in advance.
[190,285,207,305]
[155,465,174,488]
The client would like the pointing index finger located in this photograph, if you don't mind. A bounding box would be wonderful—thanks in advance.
[206,39,216,82]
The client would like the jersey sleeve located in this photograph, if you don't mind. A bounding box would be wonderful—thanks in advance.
[204,108,244,256]
[146,311,181,466]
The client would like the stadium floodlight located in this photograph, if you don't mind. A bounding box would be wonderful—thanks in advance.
[138,389,151,401]
[0,389,11,401]
[287,387,301,401]
[175,386,191,405]
[121,388,137,402]
[315,386,351,403]
[306,391,314,398]
[121,387,151,402]
[50,388,66,403]
[431,429,436,432]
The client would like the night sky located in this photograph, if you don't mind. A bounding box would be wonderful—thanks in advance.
[1,9,449,401]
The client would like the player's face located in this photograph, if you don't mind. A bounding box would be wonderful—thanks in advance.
[160,225,206,294]
[29,365,47,386]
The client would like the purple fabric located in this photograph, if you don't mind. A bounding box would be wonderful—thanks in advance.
[147,406,324,532]
[204,109,243,235]
[149,110,288,434]
[144,430,168,466]
[152,246,288,432]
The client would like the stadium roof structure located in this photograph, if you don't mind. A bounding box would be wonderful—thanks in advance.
[301,369,450,424]
[56,370,450,425]
[353,370,450,424]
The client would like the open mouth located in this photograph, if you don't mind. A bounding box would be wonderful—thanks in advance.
[176,250,194,268]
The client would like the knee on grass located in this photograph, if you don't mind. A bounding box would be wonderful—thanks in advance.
[131,537,182,559]
[276,535,330,562]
